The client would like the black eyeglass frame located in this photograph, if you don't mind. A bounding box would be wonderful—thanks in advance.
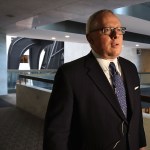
[90,27,126,35]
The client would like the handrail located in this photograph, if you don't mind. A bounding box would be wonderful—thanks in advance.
[19,74,54,84]
[141,95,150,103]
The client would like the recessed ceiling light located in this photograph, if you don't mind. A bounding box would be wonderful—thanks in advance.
[65,35,70,38]
[51,37,56,40]
[136,44,139,47]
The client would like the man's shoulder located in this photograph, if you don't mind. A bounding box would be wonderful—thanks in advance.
[61,52,92,70]
[119,56,136,67]
[55,52,93,79]
[118,56,138,74]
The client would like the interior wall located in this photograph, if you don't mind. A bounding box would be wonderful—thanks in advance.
[0,33,7,95]
[64,42,91,63]
[138,49,150,72]
[64,42,140,72]
[120,47,140,71]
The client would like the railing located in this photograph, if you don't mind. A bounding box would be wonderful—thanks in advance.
[18,74,54,90]
[139,72,150,87]
[19,74,54,84]
[138,72,150,96]
[139,73,150,112]
[8,69,56,93]
[7,71,150,95]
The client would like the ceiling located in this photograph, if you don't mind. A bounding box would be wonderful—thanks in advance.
[2,0,150,48]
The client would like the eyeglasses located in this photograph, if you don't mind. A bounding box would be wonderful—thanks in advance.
[91,27,126,35]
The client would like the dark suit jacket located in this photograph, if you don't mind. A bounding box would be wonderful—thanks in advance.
[43,52,146,150]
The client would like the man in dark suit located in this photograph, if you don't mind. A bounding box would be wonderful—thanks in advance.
[43,9,146,150]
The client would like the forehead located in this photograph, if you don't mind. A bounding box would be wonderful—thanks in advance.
[95,13,121,27]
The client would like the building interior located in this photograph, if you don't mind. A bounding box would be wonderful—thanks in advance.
[1,0,150,149]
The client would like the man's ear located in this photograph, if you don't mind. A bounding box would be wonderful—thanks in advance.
[86,34,94,45]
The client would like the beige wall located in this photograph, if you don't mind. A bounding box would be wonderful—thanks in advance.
[138,49,150,72]
[121,47,140,71]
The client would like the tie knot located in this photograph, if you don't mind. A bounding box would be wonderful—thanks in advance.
[109,62,117,75]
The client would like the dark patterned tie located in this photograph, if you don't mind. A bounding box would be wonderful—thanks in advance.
[109,62,127,118]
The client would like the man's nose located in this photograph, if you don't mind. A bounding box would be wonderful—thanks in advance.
[110,30,118,39]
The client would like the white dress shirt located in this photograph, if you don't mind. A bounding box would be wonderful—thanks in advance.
[92,50,122,86]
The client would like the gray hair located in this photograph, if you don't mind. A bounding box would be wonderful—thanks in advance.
[86,9,114,34]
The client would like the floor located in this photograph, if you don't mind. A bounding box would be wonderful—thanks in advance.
[0,94,44,150]
[0,90,150,150]
[143,113,150,150]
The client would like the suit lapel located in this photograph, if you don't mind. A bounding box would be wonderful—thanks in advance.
[85,53,126,120]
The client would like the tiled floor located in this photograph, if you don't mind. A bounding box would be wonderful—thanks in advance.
[0,94,44,150]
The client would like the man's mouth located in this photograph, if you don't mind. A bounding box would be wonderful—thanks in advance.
[111,42,119,47]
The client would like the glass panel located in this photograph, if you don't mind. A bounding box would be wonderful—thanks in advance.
[8,69,56,93]
[139,72,150,96]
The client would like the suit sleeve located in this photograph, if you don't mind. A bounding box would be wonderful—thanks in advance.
[134,65,147,148]
[128,62,146,148]
[43,67,73,150]
[136,68,146,148]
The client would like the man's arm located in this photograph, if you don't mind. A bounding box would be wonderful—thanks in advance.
[43,67,73,150]
[139,99,147,148]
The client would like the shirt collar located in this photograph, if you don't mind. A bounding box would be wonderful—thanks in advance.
[92,50,121,74]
